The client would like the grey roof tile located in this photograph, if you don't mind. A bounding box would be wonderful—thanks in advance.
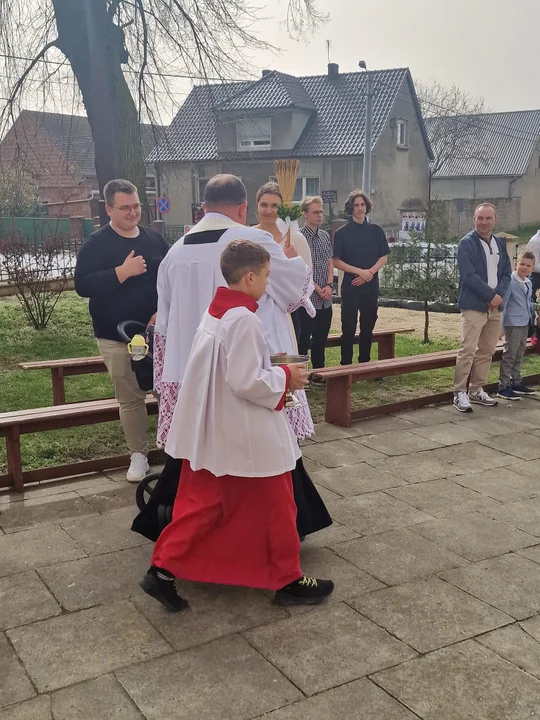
[428,110,540,177]
[150,68,429,162]
[21,110,163,176]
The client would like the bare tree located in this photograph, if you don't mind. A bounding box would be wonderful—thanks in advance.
[0,0,324,224]
[416,79,488,178]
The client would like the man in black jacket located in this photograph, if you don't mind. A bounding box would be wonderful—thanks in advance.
[74,179,169,482]
[333,190,390,365]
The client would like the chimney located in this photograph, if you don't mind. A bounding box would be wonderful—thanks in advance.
[327,63,339,77]
[261,69,272,77]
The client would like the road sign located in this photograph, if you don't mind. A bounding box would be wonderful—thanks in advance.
[156,196,171,214]
[322,190,338,204]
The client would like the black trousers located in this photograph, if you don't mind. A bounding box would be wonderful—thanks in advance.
[298,305,333,369]
[291,309,301,343]
[340,285,378,365]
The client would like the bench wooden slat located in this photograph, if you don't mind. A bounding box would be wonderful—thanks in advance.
[314,342,535,427]
[19,357,106,370]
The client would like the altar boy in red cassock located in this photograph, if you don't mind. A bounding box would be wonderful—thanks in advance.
[139,239,334,611]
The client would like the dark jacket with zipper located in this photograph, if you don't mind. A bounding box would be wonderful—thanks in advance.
[456,230,512,312]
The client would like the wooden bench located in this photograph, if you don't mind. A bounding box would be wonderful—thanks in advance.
[311,343,539,427]
[325,327,414,360]
[19,357,108,405]
[0,396,159,492]
[18,327,414,406]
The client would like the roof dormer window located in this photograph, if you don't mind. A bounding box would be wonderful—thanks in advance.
[237,117,271,151]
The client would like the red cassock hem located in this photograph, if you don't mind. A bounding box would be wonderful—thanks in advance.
[151,461,301,591]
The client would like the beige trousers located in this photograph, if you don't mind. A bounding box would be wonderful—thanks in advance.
[453,309,503,393]
[97,338,148,455]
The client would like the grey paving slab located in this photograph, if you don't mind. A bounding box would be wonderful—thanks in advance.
[301,456,326,475]
[37,545,152,612]
[483,498,540,536]
[7,601,171,693]
[52,674,144,720]
[0,634,35,710]
[0,571,61,630]
[334,528,469,585]
[0,525,86,578]
[243,602,416,696]
[520,614,540,642]
[393,407,469,425]
[117,634,302,720]
[479,432,540,460]
[311,423,362,442]
[506,458,540,479]
[370,452,458,483]
[0,475,113,506]
[300,521,361,549]
[302,439,387,468]
[132,583,288,652]
[464,415,538,436]
[0,493,97,532]
[386,479,503,518]
[409,422,491,447]
[478,624,540,681]
[60,506,149,555]
[0,697,52,720]
[517,544,540,563]
[352,577,512,653]
[452,466,540,503]
[77,483,137,513]
[353,430,443,456]
[327,492,433,535]
[313,483,341,503]
[423,442,523,474]
[440,553,540,620]
[252,678,418,720]
[410,512,537,561]
[311,463,407,497]
[345,416,418,437]
[372,639,540,720]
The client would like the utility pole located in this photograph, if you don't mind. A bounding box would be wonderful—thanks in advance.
[359,60,373,196]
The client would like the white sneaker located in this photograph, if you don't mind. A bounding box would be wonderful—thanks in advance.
[453,391,472,413]
[469,388,498,407]
[126,453,150,483]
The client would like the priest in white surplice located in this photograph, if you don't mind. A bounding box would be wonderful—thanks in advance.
[148,175,331,539]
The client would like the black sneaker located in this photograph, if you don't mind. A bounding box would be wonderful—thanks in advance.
[274,576,334,606]
[139,566,189,612]
[512,383,536,396]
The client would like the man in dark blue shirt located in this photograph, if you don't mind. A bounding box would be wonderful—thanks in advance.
[333,190,390,365]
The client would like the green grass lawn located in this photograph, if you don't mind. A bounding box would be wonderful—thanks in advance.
[2,291,540,473]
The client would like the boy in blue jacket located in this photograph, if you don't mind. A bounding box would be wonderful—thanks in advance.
[453,203,512,413]
[497,251,536,400]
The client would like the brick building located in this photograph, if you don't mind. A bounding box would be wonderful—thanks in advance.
[0,111,163,218]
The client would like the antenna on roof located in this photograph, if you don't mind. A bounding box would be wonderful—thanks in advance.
[326,40,331,64]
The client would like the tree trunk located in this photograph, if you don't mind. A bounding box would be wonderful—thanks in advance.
[423,300,430,344]
[52,0,149,225]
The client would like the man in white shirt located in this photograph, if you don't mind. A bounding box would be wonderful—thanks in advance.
[452,203,512,413]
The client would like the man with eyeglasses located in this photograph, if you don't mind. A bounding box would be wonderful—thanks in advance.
[75,178,170,483]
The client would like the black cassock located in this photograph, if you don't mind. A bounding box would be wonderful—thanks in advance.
[131,454,332,543]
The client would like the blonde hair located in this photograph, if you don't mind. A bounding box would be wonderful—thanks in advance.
[301,196,323,213]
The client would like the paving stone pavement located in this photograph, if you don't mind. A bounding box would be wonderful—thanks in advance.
[2,402,540,718]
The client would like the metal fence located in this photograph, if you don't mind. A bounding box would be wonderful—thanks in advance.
[0,236,84,284]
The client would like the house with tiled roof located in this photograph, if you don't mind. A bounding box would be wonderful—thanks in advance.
[0,111,163,218]
[427,110,540,233]
[150,64,433,228]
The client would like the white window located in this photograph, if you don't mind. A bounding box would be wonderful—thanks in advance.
[197,178,208,202]
[145,176,156,192]
[396,119,408,148]
[237,117,271,151]
[269,176,320,203]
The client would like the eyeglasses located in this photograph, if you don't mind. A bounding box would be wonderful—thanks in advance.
[112,203,143,213]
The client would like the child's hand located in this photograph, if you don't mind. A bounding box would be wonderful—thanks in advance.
[288,363,309,391]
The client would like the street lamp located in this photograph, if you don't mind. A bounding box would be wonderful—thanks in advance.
[359,60,373,197]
